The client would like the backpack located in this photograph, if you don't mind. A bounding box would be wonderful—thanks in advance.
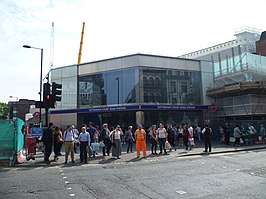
[204,128,211,138]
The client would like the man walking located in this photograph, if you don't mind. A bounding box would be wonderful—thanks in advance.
[42,122,54,164]
[135,125,147,158]
[63,125,75,164]
[100,123,111,156]
[233,125,241,147]
[202,124,212,153]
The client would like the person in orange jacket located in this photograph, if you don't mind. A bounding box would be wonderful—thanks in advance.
[135,125,147,158]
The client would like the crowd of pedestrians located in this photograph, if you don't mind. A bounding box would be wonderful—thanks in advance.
[41,121,266,165]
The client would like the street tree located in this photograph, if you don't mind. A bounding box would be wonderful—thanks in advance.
[0,102,9,119]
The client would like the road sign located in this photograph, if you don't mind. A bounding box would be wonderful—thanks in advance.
[33,112,41,119]
[31,128,43,137]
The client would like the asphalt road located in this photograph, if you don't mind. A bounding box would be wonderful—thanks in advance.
[1,149,266,199]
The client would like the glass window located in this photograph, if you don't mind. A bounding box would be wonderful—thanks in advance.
[172,97,178,104]
[144,93,148,102]
[149,93,155,103]
[170,81,176,93]
[155,93,161,103]
[148,77,154,85]
[142,67,201,105]
[78,68,138,107]
[154,77,160,86]
[181,81,188,93]
[143,76,148,85]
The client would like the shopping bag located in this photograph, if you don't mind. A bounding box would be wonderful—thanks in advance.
[188,138,195,146]
[91,142,100,151]
[99,141,105,148]
[165,141,171,150]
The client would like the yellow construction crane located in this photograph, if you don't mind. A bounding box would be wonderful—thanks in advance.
[78,22,85,65]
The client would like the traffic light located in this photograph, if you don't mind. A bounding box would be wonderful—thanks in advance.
[43,83,51,108]
[51,82,62,108]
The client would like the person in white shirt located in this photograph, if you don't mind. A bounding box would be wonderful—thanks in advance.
[78,127,90,164]
[110,125,123,159]
[63,125,75,164]
[156,123,168,155]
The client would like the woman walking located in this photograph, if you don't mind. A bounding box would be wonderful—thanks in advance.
[149,125,158,154]
[125,126,135,153]
[100,123,111,156]
[111,125,123,159]
[156,123,168,155]
[53,125,63,161]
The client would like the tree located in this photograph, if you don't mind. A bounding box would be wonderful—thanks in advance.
[0,102,9,120]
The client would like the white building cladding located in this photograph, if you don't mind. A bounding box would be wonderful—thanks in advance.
[180,27,266,131]
[50,54,213,128]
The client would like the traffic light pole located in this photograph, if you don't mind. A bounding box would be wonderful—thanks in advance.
[39,48,43,127]
[45,107,49,127]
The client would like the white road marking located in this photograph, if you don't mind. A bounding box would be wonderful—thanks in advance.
[176,190,186,195]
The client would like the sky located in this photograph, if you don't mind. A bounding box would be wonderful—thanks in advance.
[1,0,266,103]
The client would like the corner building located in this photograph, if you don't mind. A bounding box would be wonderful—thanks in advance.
[50,54,213,129]
[181,27,266,130]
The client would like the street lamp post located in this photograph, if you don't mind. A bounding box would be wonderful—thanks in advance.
[23,45,43,127]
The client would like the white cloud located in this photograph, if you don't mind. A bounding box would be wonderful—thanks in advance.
[1,0,266,103]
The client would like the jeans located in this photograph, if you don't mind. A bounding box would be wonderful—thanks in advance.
[151,139,157,153]
[158,138,167,153]
[127,139,134,153]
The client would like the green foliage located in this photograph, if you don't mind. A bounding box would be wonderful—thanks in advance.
[0,102,9,119]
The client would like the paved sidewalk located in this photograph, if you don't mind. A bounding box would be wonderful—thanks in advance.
[15,141,266,167]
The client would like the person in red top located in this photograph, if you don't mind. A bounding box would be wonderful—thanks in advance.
[135,125,147,158]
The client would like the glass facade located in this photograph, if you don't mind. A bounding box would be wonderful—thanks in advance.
[141,67,202,105]
[217,94,266,117]
[78,66,202,108]
[51,65,78,110]
[214,52,266,78]
[79,68,139,107]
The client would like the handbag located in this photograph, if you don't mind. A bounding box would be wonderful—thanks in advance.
[57,135,64,144]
